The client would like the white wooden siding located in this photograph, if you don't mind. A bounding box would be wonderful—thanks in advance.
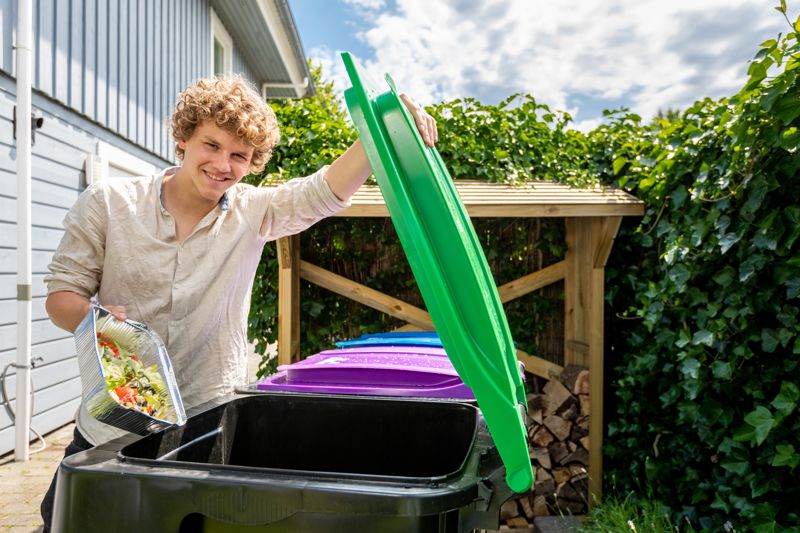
[0,0,269,456]
[1,0,257,163]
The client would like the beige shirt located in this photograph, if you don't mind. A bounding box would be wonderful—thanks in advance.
[46,166,348,444]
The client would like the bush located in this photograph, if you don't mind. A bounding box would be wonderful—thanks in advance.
[245,7,800,530]
[602,11,800,531]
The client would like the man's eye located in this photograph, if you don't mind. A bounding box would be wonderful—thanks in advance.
[206,143,218,149]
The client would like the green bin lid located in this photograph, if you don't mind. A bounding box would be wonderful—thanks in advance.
[341,52,533,493]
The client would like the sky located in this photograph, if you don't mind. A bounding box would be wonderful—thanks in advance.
[288,0,799,130]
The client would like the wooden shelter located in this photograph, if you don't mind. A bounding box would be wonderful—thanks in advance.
[274,180,644,501]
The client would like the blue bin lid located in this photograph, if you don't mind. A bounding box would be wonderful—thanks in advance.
[336,331,443,348]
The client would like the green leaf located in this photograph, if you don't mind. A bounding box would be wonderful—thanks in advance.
[668,264,690,292]
[719,233,740,254]
[744,406,776,446]
[307,301,324,318]
[680,358,701,379]
[750,503,777,533]
[713,266,735,287]
[784,207,800,248]
[711,360,732,379]
[720,449,750,475]
[771,381,799,416]
[612,156,627,174]
[786,278,800,299]
[761,329,780,353]
[771,92,800,125]
[670,185,688,208]
[692,329,714,346]
[772,444,799,468]
[733,423,756,443]
[674,329,692,349]
[740,254,766,283]
[747,60,768,87]
[750,475,778,498]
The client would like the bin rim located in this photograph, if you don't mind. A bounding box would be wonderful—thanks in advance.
[116,393,482,487]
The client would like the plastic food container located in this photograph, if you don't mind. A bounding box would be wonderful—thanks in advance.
[74,304,186,435]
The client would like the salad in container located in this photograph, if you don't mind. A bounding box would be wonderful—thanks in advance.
[74,304,186,435]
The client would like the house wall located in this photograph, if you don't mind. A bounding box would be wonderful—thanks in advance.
[0,0,257,162]
[0,0,260,456]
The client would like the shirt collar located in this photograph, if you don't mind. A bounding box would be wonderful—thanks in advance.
[158,166,230,212]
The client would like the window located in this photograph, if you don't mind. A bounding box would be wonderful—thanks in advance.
[85,141,157,185]
[210,9,232,76]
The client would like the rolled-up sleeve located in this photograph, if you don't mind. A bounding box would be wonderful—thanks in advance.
[254,167,350,240]
[45,183,108,298]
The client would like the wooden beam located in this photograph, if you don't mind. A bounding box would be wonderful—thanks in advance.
[335,181,645,218]
[276,235,300,365]
[497,260,566,303]
[593,216,622,268]
[515,348,564,380]
[336,203,647,218]
[392,324,428,332]
[299,261,435,330]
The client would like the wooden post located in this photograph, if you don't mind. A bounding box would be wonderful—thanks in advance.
[277,235,300,365]
[565,217,612,505]
[564,218,592,368]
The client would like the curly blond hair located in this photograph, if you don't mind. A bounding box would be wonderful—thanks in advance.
[170,75,280,173]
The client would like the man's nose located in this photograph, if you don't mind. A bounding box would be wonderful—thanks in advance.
[212,152,232,173]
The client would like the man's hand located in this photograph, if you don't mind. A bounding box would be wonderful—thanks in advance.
[46,291,127,333]
[103,305,128,322]
[399,93,438,147]
[324,93,439,201]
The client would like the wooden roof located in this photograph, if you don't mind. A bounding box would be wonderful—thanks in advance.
[335,180,645,218]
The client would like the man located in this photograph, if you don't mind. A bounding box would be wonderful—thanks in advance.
[40,75,437,530]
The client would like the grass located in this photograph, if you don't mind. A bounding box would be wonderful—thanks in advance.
[578,492,692,533]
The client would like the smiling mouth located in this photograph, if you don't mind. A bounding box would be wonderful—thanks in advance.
[205,171,228,182]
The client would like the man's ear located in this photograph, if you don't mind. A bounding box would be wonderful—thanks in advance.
[177,138,187,150]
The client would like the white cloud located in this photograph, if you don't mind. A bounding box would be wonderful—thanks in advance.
[308,0,798,126]
[341,0,386,11]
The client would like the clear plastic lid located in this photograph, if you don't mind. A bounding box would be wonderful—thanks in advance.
[74,304,186,435]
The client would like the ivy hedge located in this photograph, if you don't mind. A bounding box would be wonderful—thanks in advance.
[245,6,799,531]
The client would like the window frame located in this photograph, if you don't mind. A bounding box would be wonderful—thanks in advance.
[85,141,157,185]
[210,8,233,76]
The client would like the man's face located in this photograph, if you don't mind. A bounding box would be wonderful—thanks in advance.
[177,120,255,204]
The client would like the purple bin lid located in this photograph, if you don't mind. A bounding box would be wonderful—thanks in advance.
[255,346,475,399]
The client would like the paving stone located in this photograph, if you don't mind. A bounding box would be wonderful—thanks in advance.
[0,511,42,527]
[9,527,45,533]
[0,422,76,532]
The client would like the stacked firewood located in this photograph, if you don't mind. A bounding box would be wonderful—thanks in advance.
[499,365,591,527]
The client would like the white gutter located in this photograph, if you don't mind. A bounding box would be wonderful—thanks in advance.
[257,0,309,98]
[261,77,309,100]
[15,0,34,462]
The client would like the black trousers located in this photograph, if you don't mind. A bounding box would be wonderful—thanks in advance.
[40,427,94,532]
